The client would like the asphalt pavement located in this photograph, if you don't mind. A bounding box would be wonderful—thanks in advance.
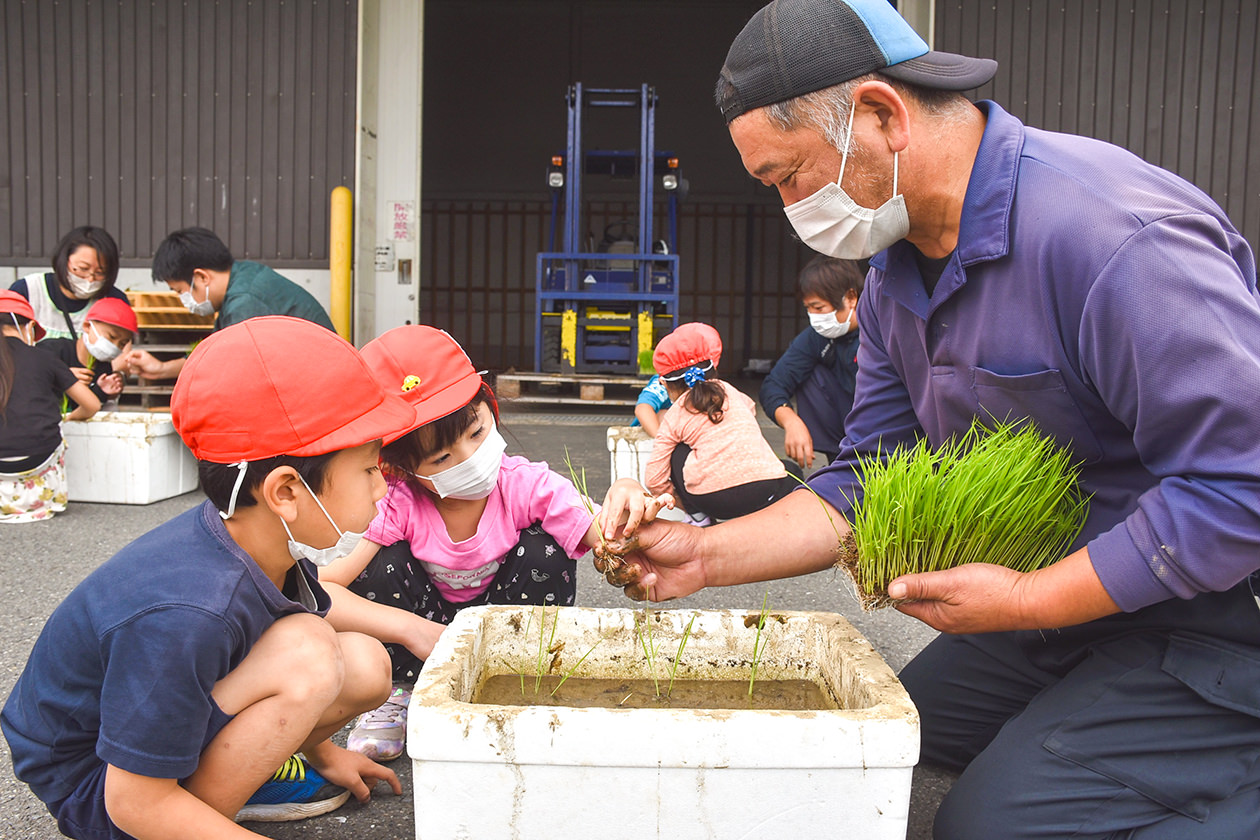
[0,393,954,839]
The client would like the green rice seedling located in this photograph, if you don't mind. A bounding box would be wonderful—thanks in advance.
[841,418,1090,609]
[564,447,644,588]
[562,448,606,551]
[636,607,661,697]
[747,591,771,698]
[524,605,561,695]
[549,635,606,696]
[666,613,698,699]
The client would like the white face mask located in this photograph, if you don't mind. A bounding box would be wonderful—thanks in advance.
[66,272,105,299]
[784,101,910,259]
[809,307,854,339]
[281,473,366,567]
[84,324,123,362]
[179,278,216,317]
[418,424,506,500]
[10,314,34,346]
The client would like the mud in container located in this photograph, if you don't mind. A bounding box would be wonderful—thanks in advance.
[409,605,919,839]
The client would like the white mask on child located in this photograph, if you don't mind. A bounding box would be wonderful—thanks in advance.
[281,473,366,566]
[9,314,34,346]
[84,324,123,362]
[418,425,506,500]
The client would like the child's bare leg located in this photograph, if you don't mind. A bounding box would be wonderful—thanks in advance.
[181,613,391,817]
[300,630,393,750]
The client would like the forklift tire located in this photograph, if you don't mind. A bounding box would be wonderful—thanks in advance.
[541,326,561,373]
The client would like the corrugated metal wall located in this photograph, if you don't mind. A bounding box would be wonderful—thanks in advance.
[940,0,1259,252]
[0,0,358,267]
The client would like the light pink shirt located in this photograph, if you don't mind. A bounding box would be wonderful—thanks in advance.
[366,455,595,603]
[645,380,787,497]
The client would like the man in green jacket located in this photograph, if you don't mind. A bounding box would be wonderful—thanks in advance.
[126,227,336,380]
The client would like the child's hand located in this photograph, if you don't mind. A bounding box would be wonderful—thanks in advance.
[599,478,675,541]
[69,366,93,385]
[96,372,124,396]
[306,741,402,803]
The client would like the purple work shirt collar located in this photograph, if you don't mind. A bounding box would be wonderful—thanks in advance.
[870,100,1025,319]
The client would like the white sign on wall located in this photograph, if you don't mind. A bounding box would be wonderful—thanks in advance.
[375,243,395,271]
[388,200,415,242]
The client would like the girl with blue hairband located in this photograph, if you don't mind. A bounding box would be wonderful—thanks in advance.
[644,322,797,524]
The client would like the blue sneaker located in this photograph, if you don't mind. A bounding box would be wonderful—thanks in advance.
[234,754,350,823]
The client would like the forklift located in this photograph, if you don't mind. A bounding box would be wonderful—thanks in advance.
[534,83,682,379]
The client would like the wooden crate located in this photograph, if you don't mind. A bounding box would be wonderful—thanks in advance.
[495,372,648,407]
[126,290,216,329]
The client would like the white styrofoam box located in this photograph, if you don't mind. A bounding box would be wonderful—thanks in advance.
[607,424,653,485]
[63,411,198,504]
[606,424,688,521]
[409,605,920,840]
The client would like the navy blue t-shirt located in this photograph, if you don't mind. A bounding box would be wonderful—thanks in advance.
[0,501,330,805]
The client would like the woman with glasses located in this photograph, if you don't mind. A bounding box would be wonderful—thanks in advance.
[9,226,130,342]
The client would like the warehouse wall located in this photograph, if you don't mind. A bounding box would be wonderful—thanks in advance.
[940,0,1259,252]
[0,0,359,278]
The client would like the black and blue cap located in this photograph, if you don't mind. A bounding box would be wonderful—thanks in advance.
[718,0,998,123]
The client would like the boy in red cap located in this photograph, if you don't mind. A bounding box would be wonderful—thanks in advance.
[0,290,102,522]
[319,325,670,761]
[645,322,796,523]
[1,316,410,838]
[37,296,138,410]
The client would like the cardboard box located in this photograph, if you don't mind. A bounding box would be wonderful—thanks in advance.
[63,411,198,504]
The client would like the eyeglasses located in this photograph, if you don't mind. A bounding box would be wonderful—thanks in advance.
[68,263,106,280]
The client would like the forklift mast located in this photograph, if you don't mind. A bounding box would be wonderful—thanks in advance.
[534,83,681,374]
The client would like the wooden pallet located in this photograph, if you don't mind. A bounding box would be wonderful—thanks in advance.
[495,372,648,406]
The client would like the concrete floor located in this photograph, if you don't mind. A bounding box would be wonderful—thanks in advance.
[0,397,954,839]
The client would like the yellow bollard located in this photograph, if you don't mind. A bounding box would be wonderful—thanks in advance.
[329,186,353,340]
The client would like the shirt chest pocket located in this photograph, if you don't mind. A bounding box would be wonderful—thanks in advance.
[969,366,1104,465]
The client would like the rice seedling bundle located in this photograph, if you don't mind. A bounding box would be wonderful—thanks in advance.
[837,419,1090,609]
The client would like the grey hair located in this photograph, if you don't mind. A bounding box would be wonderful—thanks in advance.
[762,74,973,152]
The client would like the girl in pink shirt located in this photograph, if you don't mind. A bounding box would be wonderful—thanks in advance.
[645,322,795,523]
[320,326,667,763]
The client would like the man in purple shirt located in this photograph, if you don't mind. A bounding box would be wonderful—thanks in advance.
[604,2,1260,838]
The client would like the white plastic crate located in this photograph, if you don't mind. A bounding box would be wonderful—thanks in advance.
[63,411,198,504]
[409,605,919,840]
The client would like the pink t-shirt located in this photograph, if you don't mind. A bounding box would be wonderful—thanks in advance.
[365,455,595,603]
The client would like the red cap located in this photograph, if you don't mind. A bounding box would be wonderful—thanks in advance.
[0,290,45,341]
[360,325,485,445]
[652,322,723,377]
[171,316,415,462]
[85,297,139,336]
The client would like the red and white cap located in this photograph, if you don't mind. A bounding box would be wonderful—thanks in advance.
[360,325,489,445]
[84,297,139,336]
[652,322,723,379]
[0,290,45,341]
[171,316,414,463]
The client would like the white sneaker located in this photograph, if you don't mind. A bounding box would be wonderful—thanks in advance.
[346,685,410,762]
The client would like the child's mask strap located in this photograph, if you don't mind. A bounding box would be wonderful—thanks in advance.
[219,460,250,520]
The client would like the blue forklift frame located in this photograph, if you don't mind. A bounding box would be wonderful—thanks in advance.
[534,83,681,374]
